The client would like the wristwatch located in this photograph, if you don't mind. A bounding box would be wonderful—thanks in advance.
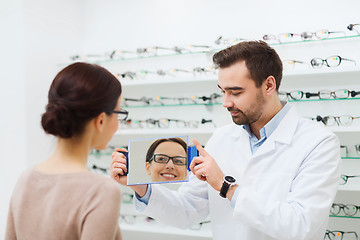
[219,176,236,198]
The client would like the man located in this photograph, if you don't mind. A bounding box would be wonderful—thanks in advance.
[111,40,341,240]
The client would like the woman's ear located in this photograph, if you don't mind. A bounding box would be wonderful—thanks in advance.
[94,112,106,132]
[145,162,151,175]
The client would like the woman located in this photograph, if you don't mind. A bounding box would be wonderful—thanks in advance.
[144,138,188,182]
[5,62,126,240]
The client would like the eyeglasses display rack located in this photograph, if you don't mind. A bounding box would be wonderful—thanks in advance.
[81,32,360,239]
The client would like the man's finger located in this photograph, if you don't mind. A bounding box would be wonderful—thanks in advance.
[190,157,201,174]
[192,139,207,157]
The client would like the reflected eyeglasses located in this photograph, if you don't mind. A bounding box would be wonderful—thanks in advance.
[111,109,129,121]
[150,154,187,166]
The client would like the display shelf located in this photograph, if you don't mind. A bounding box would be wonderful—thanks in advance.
[81,50,216,64]
[342,157,360,160]
[119,68,360,87]
[337,185,360,192]
[121,75,218,86]
[326,126,360,133]
[329,215,360,219]
[270,34,360,46]
[115,128,214,136]
[123,102,222,108]
[283,66,360,79]
[62,34,360,66]
[120,223,212,238]
[288,97,360,103]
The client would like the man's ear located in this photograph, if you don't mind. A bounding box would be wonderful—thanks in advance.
[145,162,151,175]
[263,76,277,96]
[94,112,106,132]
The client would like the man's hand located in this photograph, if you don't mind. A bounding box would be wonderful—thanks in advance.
[189,139,225,192]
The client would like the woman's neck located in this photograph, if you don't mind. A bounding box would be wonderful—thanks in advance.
[35,136,92,174]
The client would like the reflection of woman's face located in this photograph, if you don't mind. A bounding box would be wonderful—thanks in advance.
[145,141,187,182]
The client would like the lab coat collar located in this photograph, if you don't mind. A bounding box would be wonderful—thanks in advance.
[268,104,299,145]
[231,104,298,143]
[230,105,299,159]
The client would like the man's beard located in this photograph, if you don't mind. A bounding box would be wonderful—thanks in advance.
[228,91,265,126]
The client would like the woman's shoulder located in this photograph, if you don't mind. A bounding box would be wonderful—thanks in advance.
[84,172,121,191]
[79,173,122,205]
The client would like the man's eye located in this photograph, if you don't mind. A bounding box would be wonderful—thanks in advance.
[232,92,241,96]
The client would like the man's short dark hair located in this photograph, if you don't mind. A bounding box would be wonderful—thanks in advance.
[213,40,283,91]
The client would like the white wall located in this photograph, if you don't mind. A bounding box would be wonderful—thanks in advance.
[0,0,85,235]
[79,0,360,53]
[0,0,26,234]
[1,0,360,237]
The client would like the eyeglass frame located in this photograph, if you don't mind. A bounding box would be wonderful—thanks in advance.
[340,174,360,185]
[150,154,187,166]
[314,115,360,127]
[278,90,305,101]
[300,29,345,40]
[324,230,359,240]
[111,109,129,121]
[330,203,360,216]
[310,55,356,68]
[306,89,351,99]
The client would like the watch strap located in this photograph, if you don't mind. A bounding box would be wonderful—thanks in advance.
[219,181,230,198]
[219,176,236,198]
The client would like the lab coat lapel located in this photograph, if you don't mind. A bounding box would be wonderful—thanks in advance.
[231,124,252,161]
[252,106,299,159]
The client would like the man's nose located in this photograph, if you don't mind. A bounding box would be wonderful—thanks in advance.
[222,94,234,108]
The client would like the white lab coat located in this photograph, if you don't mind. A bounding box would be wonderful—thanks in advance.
[134,106,341,240]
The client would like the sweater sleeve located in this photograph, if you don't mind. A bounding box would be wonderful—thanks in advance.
[80,180,122,240]
[5,201,16,240]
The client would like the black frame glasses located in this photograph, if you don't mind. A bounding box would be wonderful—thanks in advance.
[347,23,360,34]
[324,230,358,240]
[150,154,187,166]
[340,174,360,185]
[331,203,360,216]
[111,109,129,121]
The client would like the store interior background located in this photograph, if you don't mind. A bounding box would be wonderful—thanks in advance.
[1,0,359,236]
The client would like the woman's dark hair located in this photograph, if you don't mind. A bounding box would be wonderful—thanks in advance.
[213,40,283,91]
[145,138,187,162]
[41,62,122,138]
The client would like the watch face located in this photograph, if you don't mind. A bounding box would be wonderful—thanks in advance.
[225,176,236,183]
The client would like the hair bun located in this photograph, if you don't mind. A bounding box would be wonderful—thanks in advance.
[41,101,78,138]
